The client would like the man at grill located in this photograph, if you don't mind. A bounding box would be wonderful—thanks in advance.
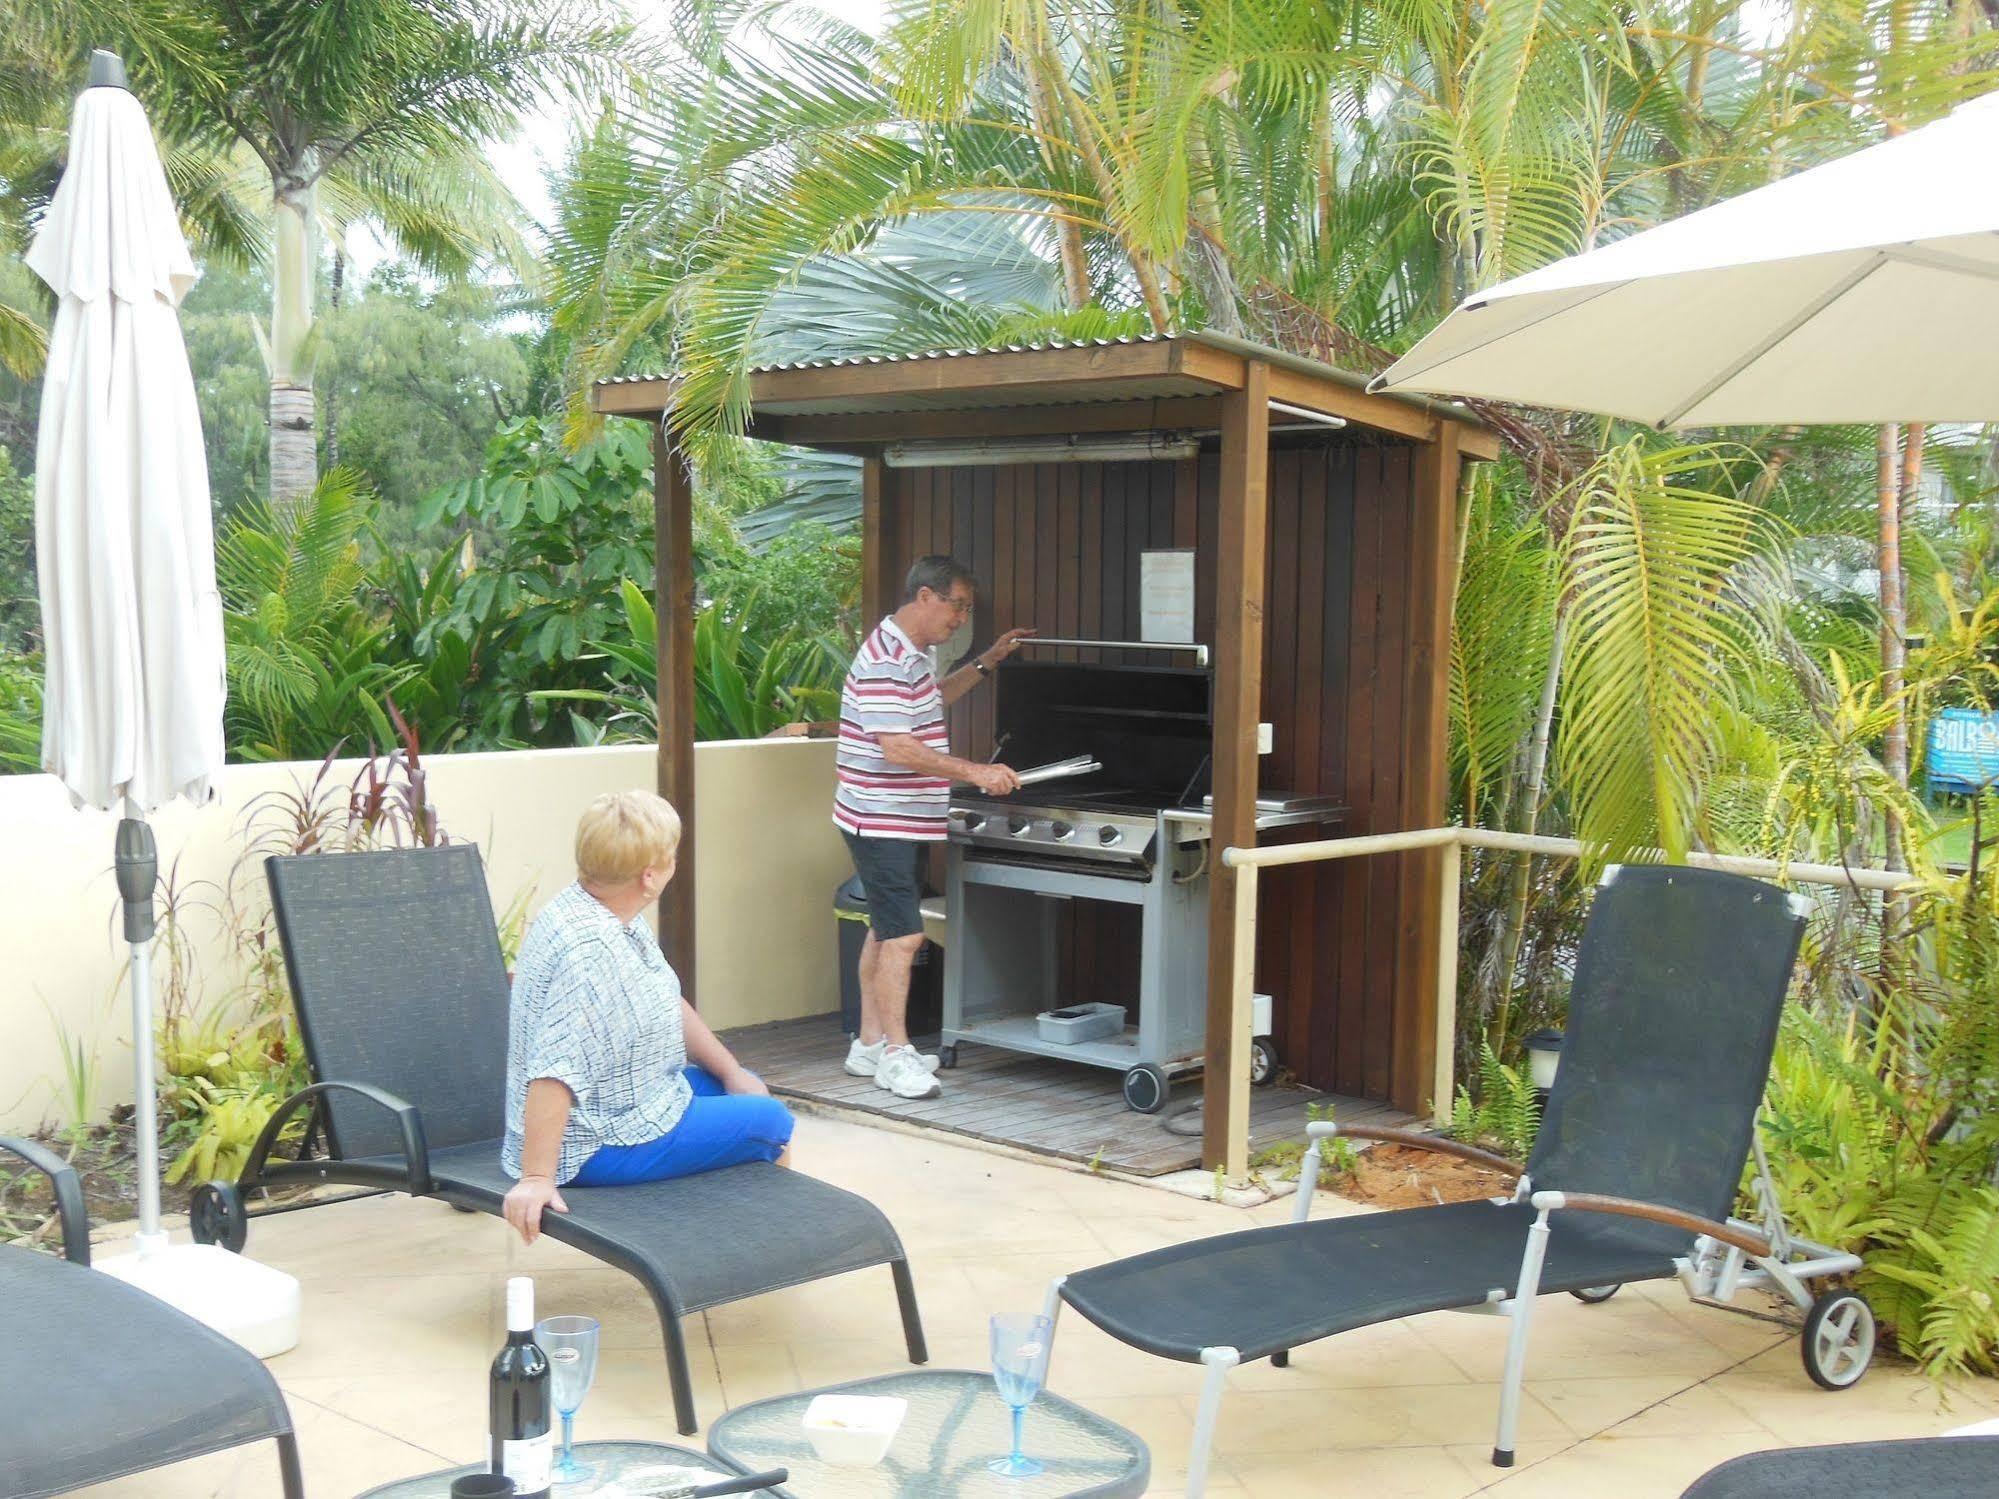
[836,555,1031,1099]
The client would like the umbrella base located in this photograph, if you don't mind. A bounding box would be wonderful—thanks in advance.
[95,1242,300,1359]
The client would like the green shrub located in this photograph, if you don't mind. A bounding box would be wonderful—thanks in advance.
[0,646,38,774]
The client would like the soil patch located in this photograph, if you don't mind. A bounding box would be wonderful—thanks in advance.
[1,1112,323,1253]
[0,1111,196,1251]
[1328,1142,1516,1208]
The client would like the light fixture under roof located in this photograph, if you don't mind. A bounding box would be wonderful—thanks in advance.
[1268,399,1347,429]
[882,433,1200,468]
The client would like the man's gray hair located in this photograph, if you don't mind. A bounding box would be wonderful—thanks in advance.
[904,554,976,604]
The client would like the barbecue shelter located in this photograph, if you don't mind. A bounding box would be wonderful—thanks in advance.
[592,333,1498,1169]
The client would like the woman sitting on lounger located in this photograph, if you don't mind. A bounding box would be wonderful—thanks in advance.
[501,790,794,1245]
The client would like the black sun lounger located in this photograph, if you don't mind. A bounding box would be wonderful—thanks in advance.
[1050,864,1874,1498]
[0,1136,304,1499]
[1681,1436,1999,1497]
[190,845,925,1436]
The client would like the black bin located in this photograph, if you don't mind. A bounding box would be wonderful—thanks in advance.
[835,875,942,1040]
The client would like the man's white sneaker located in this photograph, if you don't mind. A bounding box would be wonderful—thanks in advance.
[874,1045,943,1100]
[845,1038,941,1077]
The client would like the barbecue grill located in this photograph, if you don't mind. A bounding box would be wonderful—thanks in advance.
[942,652,1342,1111]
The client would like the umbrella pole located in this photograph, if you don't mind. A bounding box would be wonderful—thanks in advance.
[93,802,301,1357]
[115,807,167,1252]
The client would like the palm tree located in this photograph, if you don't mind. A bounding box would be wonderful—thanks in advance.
[75,0,627,503]
[558,0,1997,1044]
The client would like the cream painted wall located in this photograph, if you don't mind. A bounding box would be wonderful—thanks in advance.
[0,739,849,1132]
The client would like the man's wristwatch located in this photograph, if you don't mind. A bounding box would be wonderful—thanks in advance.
[973,659,991,677]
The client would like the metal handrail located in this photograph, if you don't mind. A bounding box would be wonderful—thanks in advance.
[1223,824,1923,891]
[1014,637,1210,667]
[1202,821,1925,1182]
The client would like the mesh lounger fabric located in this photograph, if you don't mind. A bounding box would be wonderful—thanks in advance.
[1680,1436,1999,1497]
[1063,865,1807,1361]
[0,1245,296,1499]
[410,1143,906,1313]
[1060,1198,1680,1362]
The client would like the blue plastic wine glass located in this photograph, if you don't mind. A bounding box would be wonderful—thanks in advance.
[535,1315,600,1485]
[988,1312,1053,1478]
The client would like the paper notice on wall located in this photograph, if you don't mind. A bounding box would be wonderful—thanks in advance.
[1140,549,1196,644]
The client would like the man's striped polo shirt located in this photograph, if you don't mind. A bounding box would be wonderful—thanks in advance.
[834,617,952,840]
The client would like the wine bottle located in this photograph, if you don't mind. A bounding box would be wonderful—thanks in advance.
[489,1276,552,1498]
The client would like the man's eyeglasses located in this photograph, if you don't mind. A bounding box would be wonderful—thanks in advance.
[939,592,974,619]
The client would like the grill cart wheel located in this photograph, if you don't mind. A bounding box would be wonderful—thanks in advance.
[1122,1063,1169,1114]
[1249,1038,1279,1088]
[189,1180,248,1253]
[1801,1289,1876,1390]
[1571,1284,1621,1304]
[938,1044,959,1070]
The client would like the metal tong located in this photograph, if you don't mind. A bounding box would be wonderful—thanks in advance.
[1014,754,1102,787]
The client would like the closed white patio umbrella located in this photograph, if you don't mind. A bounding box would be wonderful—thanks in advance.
[1373,90,1999,425]
[30,51,296,1354]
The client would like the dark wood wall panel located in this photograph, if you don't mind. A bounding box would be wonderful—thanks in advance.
[877,443,1432,1110]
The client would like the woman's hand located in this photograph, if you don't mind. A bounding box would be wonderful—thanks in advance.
[722,1068,771,1098]
[503,1174,568,1245]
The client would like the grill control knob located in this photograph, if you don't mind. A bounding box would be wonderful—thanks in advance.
[961,812,985,832]
[1098,825,1123,846]
[1007,815,1032,837]
[1051,821,1074,841]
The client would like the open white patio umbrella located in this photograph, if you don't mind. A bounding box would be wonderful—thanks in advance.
[29,51,296,1354]
[1373,90,1999,424]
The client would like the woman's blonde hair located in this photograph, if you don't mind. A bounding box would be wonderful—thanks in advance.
[575,790,682,886]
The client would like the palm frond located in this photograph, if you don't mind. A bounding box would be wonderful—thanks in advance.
[1558,438,1781,861]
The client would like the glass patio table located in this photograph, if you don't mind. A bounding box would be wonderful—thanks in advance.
[704,1370,1150,1499]
[354,1440,764,1497]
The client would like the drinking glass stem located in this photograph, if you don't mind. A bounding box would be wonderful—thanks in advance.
[561,1411,575,1467]
[1011,1403,1025,1463]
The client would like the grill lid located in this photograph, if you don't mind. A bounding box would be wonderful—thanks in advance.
[990,660,1213,808]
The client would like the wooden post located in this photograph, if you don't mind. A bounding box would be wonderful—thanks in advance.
[653,418,698,992]
[861,455,890,624]
[1395,426,1463,1115]
[1433,836,1461,1126]
[1204,361,1271,1177]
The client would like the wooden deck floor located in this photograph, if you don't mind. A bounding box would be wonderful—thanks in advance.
[719,1012,1420,1177]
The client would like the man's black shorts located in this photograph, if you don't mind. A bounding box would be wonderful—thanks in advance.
[840,831,927,941]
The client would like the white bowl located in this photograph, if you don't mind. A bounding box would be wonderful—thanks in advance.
[801,1392,907,1467]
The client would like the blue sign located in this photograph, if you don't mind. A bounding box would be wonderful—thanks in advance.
[1928,708,1999,794]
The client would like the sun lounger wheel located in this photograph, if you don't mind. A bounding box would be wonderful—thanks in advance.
[1801,1289,1876,1390]
[1571,1284,1620,1304]
[189,1180,248,1253]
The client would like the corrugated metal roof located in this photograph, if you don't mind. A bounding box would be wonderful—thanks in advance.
[592,330,1489,433]
[592,332,1183,386]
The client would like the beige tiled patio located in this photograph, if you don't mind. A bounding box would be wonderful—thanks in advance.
[70,1114,1999,1498]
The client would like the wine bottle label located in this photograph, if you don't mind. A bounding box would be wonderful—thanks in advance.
[501,1433,553,1492]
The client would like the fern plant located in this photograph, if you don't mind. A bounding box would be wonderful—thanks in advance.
[1448,1043,1541,1162]
[1760,833,1999,1380]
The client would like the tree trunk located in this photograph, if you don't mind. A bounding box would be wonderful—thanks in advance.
[1879,423,1908,828]
[1490,609,1566,1053]
[268,180,320,505]
[1018,58,1091,311]
[1878,422,1909,1005]
[322,249,345,468]
[1037,43,1172,333]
